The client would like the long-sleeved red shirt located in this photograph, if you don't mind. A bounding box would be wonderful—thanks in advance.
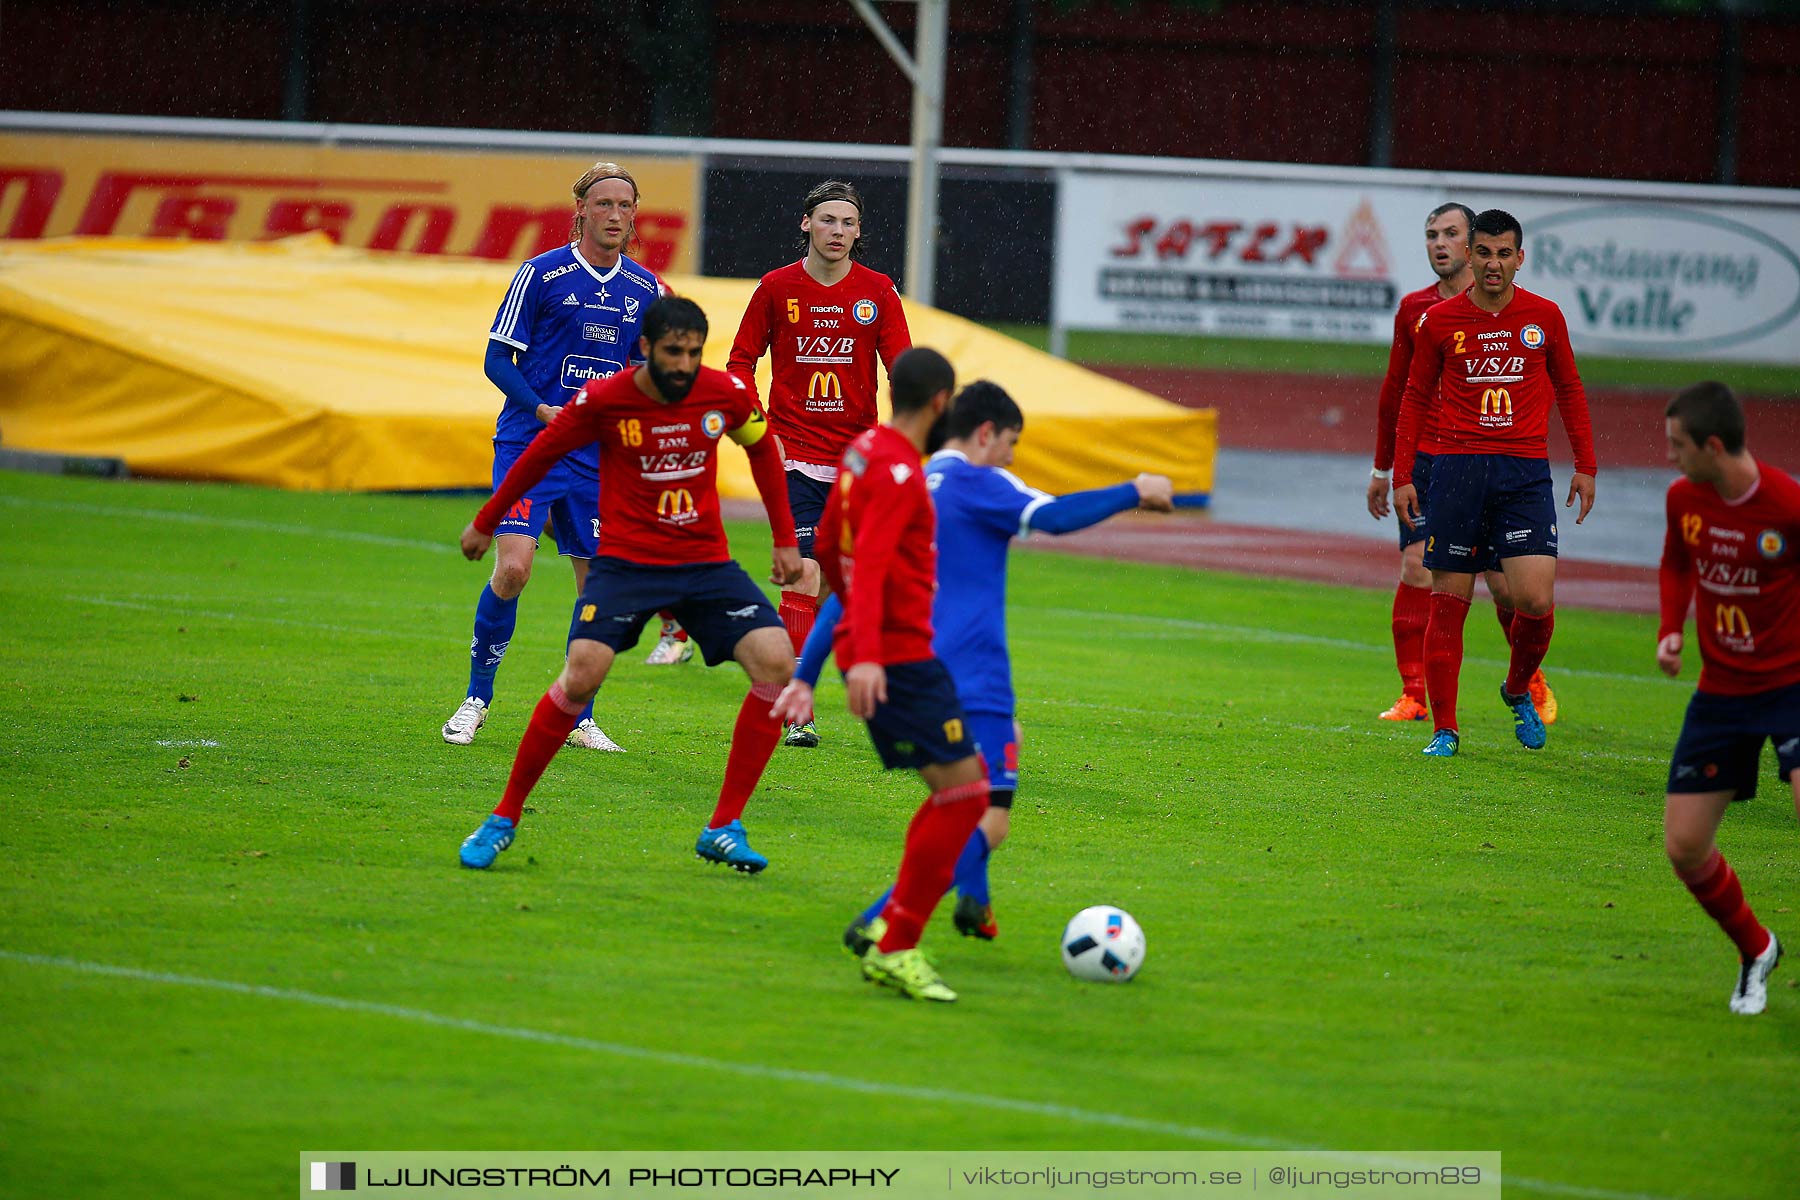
[474,365,795,565]
[1373,282,1451,472]
[1393,286,1597,488]
[1659,460,1800,696]
[815,423,936,669]
[727,260,911,476]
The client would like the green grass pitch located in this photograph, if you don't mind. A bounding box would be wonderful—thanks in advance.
[0,470,1795,1199]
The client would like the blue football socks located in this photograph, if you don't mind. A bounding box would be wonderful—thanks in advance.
[467,584,518,704]
[951,828,992,907]
[859,888,892,929]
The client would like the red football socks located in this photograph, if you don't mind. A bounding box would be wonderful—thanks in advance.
[1424,591,1471,732]
[494,681,584,823]
[779,590,820,657]
[1494,603,1516,645]
[707,682,785,829]
[1677,849,1772,960]
[1505,610,1554,696]
[1391,582,1431,699]
[877,778,991,953]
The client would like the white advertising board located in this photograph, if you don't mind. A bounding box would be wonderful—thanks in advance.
[1486,197,1800,364]
[1053,172,1441,345]
[1054,169,1800,364]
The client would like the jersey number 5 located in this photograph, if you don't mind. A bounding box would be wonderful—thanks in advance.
[786,298,800,324]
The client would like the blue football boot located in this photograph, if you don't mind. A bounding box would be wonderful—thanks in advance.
[1500,682,1547,750]
[1422,729,1460,757]
[695,819,768,874]
[459,814,515,869]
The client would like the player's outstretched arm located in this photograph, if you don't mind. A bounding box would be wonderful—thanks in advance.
[469,393,598,541]
[1024,475,1172,538]
[1567,472,1597,524]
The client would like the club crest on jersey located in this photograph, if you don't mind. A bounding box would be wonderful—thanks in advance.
[852,299,878,325]
[1759,529,1787,559]
[624,297,641,319]
[1521,324,1545,349]
[701,410,727,439]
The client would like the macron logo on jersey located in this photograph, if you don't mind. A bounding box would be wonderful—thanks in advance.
[891,463,913,485]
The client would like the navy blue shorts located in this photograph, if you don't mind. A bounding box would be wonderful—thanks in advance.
[787,470,834,560]
[1401,453,1502,569]
[1421,453,1557,572]
[1397,452,1435,552]
[858,658,979,771]
[571,557,782,666]
[490,441,600,559]
[967,709,1020,805]
[1666,679,1800,800]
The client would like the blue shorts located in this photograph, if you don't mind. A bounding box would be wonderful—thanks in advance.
[857,658,979,771]
[787,470,834,561]
[571,557,782,666]
[967,709,1020,805]
[1666,679,1800,800]
[491,441,601,559]
[1401,453,1501,569]
[1421,453,1557,572]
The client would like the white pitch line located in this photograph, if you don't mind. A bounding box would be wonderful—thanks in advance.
[0,951,1684,1200]
[154,739,220,748]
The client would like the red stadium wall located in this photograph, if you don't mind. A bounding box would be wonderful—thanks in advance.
[3,1,1795,187]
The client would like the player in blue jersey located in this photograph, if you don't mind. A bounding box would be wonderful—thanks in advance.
[774,381,1173,943]
[442,161,664,752]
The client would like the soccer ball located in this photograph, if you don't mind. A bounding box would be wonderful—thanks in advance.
[1061,906,1146,982]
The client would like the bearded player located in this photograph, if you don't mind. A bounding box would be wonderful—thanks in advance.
[457,297,802,874]
[729,180,912,748]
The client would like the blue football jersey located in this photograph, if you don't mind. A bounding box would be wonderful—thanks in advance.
[488,244,661,474]
[926,449,1053,716]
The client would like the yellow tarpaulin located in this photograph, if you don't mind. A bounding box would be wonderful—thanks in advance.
[0,237,1215,499]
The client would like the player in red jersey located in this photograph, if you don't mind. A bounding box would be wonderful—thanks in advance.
[771,348,989,1002]
[1391,209,1597,757]
[455,297,803,874]
[1657,382,1798,1015]
[1367,203,1556,725]
[729,180,912,749]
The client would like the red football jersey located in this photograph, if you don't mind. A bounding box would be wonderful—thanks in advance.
[1659,461,1800,696]
[1393,286,1598,487]
[475,365,796,566]
[727,260,912,473]
[815,423,937,669]
[1373,283,1453,471]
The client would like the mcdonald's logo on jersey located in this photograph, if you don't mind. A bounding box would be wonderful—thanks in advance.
[808,371,843,400]
[657,488,697,518]
[1480,388,1512,417]
[1714,603,1752,641]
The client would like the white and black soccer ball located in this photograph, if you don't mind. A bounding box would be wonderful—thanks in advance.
[1061,906,1146,982]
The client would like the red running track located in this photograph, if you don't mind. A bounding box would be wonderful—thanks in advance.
[1097,366,1800,470]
